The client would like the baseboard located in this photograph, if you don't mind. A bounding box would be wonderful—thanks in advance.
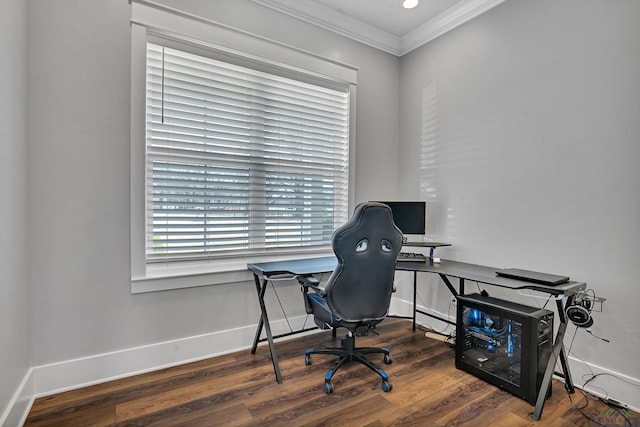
[565,357,640,413]
[1,368,35,427]
[31,316,316,399]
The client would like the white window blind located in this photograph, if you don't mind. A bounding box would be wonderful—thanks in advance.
[145,41,350,263]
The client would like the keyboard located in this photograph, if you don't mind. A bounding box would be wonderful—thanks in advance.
[397,252,427,262]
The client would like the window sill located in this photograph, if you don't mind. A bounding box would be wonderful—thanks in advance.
[131,252,333,294]
[131,262,253,294]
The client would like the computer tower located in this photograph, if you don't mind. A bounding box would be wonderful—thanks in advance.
[456,293,554,405]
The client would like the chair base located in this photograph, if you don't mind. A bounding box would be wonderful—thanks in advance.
[304,332,393,393]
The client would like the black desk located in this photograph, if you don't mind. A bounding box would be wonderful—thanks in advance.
[247,256,585,421]
[247,256,337,279]
[247,256,337,385]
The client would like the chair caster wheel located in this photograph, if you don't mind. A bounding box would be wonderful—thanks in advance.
[383,354,392,364]
[381,380,393,392]
[324,381,334,394]
[304,354,312,365]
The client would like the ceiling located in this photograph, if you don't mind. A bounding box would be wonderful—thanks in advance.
[251,0,507,56]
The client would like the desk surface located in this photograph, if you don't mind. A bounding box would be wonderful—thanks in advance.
[249,256,585,294]
[396,258,585,294]
[248,256,337,278]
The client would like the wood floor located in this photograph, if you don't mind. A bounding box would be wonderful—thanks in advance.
[25,318,637,427]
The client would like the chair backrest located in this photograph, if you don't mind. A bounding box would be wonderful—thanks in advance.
[324,202,403,323]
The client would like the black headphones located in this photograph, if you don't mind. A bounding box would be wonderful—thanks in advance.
[566,290,594,328]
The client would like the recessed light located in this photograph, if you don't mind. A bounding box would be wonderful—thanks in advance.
[403,0,419,9]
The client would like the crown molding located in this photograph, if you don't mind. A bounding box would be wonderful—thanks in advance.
[252,0,508,56]
[251,0,401,55]
[399,0,508,55]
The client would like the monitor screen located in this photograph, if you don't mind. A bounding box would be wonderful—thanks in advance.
[374,201,426,235]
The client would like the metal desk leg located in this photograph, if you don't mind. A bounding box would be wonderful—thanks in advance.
[251,274,283,384]
[412,272,462,330]
[412,271,417,331]
[554,298,576,394]
[438,274,460,297]
[250,275,265,354]
[532,298,575,420]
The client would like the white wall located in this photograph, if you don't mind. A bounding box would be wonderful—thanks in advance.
[0,0,31,424]
[26,0,399,375]
[399,0,640,408]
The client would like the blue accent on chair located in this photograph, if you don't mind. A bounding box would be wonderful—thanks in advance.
[307,293,334,325]
[297,202,403,394]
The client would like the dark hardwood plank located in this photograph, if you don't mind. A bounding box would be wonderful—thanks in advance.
[25,319,638,426]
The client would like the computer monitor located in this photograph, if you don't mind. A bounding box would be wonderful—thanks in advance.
[374,201,426,236]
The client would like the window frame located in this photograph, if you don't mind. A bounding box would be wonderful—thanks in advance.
[129,1,357,293]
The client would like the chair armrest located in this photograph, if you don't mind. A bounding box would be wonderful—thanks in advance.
[298,274,326,314]
[297,274,326,296]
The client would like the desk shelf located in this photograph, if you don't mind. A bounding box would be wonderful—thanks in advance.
[401,241,450,257]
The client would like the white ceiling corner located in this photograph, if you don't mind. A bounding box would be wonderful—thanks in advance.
[251,0,508,56]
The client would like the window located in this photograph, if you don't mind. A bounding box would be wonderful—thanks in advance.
[130,2,357,292]
[145,40,350,263]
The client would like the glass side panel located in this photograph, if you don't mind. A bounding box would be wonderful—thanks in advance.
[459,306,522,387]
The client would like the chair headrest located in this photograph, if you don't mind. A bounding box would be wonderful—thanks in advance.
[326,202,403,323]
